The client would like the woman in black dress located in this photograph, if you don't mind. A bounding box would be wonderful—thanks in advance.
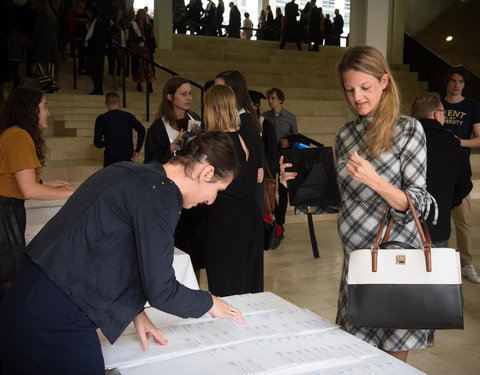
[199,85,264,297]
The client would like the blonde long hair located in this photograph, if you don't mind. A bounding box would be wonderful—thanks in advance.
[337,45,400,158]
[203,85,240,132]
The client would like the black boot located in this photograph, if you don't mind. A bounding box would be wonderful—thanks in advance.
[148,82,153,93]
[137,83,142,92]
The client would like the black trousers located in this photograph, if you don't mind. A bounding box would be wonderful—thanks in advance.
[280,21,301,50]
[0,196,25,284]
[0,259,104,374]
[274,182,288,226]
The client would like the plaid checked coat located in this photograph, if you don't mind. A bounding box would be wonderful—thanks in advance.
[335,115,429,351]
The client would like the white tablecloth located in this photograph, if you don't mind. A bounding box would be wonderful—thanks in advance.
[102,293,426,375]
[26,207,425,374]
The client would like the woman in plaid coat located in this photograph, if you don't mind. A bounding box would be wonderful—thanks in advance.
[334,45,430,362]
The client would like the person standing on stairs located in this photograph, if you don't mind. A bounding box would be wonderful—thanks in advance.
[85,4,108,95]
[0,88,73,301]
[279,0,302,51]
[94,92,146,167]
[441,65,480,283]
[228,2,241,38]
[31,0,62,93]
[129,8,156,93]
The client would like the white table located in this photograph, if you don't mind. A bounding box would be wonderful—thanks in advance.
[26,207,425,374]
[101,292,426,375]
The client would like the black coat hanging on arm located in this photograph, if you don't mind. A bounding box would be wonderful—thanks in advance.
[281,135,340,258]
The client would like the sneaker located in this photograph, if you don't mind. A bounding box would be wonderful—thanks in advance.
[427,338,434,347]
[461,264,480,283]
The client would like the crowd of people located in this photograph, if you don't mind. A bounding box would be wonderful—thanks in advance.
[173,0,345,47]
[0,0,346,101]
[1,3,479,373]
[0,0,156,98]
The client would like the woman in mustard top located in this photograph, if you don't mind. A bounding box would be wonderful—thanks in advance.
[0,88,73,299]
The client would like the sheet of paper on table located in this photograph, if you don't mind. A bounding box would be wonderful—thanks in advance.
[101,292,425,375]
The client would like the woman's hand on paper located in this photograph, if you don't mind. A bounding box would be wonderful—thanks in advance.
[208,295,246,324]
[133,310,168,350]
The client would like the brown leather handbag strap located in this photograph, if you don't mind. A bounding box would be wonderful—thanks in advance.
[403,191,432,272]
[263,162,276,216]
[370,191,432,272]
[370,207,389,272]
[264,161,274,182]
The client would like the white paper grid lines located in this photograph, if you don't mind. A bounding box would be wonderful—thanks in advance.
[117,329,396,375]
[111,291,305,337]
[299,355,425,375]
[102,309,337,369]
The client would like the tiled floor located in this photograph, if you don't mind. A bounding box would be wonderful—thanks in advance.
[200,200,480,374]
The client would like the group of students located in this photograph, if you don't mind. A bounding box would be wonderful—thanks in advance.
[0,44,479,373]
[67,1,156,95]
[1,0,156,98]
[280,0,344,50]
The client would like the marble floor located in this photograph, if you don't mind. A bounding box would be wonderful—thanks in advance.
[199,200,480,374]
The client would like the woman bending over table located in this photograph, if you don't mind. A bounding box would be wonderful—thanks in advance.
[0,131,245,374]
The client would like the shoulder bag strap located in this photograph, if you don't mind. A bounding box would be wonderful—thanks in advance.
[370,191,432,272]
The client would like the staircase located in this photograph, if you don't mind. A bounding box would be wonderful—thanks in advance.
[10,34,449,218]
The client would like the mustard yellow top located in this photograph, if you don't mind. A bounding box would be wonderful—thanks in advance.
[0,126,41,199]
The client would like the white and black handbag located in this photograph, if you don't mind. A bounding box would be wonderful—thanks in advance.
[347,192,464,330]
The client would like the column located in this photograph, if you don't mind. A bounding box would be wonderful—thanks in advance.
[349,0,405,64]
[154,0,173,50]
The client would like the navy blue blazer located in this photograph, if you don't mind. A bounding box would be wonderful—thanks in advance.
[26,162,212,343]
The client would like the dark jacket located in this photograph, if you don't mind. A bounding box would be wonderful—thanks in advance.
[284,1,299,23]
[94,109,146,167]
[420,118,472,241]
[143,117,173,164]
[333,13,343,35]
[261,117,278,175]
[229,6,241,28]
[26,162,213,344]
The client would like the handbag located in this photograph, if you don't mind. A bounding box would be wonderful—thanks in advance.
[263,163,276,216]
[263,163,277,250]
[347,191,464,329]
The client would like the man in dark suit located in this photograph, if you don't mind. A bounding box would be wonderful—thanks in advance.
[264,5,274,40]
[411,92,472,346]
[308,1,324,51]
[324,13,333,45]
[228,2,241,38]
[216,0,225,36]
[85,4,108,95]
[279,0,301,50]
[333,8,343,46]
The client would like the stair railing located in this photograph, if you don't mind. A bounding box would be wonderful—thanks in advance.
[112,40,204,122]
[403,32,480,101]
